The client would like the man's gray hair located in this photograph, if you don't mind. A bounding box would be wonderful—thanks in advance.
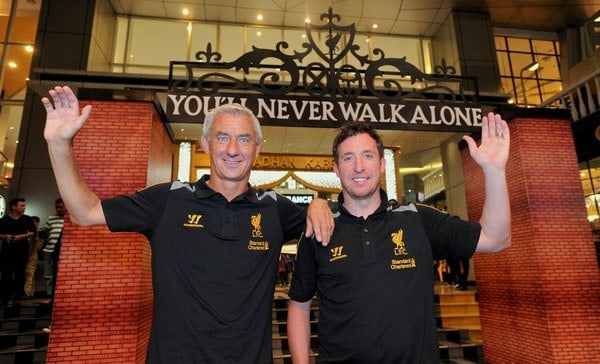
[202,103,263,143]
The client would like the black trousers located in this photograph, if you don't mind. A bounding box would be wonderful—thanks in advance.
[0,241,29,303]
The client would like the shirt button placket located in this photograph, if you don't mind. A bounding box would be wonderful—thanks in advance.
[362,225,374,257]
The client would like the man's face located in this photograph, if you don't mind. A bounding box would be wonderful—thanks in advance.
[202,113,260,185]
[333,133,385,201]
[12,201,26,215]
[55,202,66,216]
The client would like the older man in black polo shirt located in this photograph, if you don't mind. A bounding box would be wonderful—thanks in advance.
[41,86,333,363]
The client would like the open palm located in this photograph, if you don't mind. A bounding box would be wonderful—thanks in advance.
[41,86,92,143]
[463,112,510,172]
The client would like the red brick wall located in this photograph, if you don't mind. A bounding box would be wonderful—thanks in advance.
[46,99,172,363]
[463,115,600,363]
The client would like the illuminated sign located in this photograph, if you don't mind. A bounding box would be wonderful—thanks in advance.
[285,195,314,204]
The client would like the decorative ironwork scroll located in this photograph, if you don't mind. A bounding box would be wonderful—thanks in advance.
[167,7,482,132]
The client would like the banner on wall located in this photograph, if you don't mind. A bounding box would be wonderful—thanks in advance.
[166,93,482,132]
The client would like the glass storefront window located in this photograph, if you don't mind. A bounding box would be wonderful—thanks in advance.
[112,15,427,83]
[494,34,561,106]
[190,23,218,58]
[217,25,244,61]
[127,18,189,66]
[581,157,600,242]
[0,0,40,183]
[506,37,532,52]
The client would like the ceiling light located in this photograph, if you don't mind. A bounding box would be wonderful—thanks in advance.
[257,14,263,21]
[257,31,262,36]
[595,15,600,22]
[304,17,310,23]
[526,61,539,72]
[182,8,189,16]
[24,45,33,53]
[8,62,16,68]
[372,24,378,29]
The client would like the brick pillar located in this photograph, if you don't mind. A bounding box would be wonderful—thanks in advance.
[46,92,173,363]
[462,110,600,363]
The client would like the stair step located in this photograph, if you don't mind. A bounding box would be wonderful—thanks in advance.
[271,287,484,363]
[438,340,483,360]
[0,317,51,331]
[0,343,48,355]
[439,315,481,328]
[273,333,318,340]
[436,292,478,305]
[272,348,319,359]
[440,358,483,364]
[0,344,48,364]
[437,302,480,316]
[0,329,50,352]
[0,299,53,364]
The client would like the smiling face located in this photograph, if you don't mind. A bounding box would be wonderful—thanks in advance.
[333,132,385,202]
[201,112,261,189]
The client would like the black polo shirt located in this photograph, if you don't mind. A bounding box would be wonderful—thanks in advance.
[289,189,480,364]
[102,175,306,363]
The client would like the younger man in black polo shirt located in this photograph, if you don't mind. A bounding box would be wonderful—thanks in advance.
[288,113,511,363]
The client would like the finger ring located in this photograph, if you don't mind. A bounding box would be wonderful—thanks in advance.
[496,131,503,137]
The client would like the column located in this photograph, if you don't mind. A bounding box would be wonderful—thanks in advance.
[462,107,600,363]
[46,89,172,363]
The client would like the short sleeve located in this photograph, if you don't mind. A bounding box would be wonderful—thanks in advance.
[101,182,171,238]
[416,204,480,260]
[288,234,318,302]
[275,193,307,242]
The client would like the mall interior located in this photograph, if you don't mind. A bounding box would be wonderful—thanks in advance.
[0,0,599,363]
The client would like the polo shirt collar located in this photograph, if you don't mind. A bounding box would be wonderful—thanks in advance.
[337,188,389,219]
[193,174,259,203]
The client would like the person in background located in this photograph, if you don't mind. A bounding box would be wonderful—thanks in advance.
[0,198,37,305]
[435,259,448,283]
[447,257,470,290]
[41,85,333,364]
[278,254,291,286]
[41,198,66,302]
[24,216,48,300]
[287,113,511,363]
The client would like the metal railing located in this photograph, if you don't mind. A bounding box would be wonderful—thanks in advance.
[539,68,600,122]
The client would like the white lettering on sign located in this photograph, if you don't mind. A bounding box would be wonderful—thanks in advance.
[167,94,483,132]
[285,195,314,204]
[167,94,248,116]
